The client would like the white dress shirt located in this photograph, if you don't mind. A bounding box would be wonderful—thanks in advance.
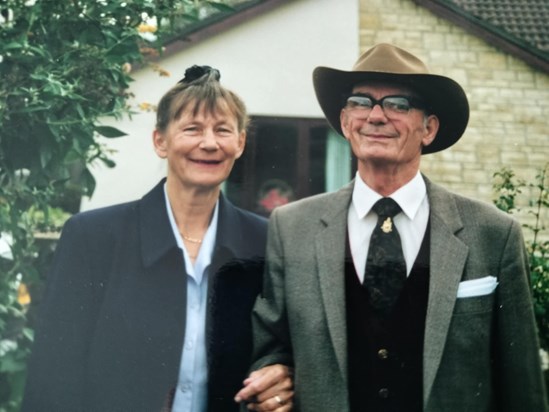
[347,171,430,282]
[163,185,219,412]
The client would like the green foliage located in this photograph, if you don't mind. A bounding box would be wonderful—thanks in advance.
[493,164,549,386]
[0,0,235,409]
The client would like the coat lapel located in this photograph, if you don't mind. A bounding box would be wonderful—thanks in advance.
[205,194,243,354]
[136,179,189,399]
[422,178,469,405]
[307,176,469,401]
[138,178,187,327]
[315,182,354,386]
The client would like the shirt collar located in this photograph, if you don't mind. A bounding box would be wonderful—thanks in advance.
[163,183,219,279]
[352,171,427,220]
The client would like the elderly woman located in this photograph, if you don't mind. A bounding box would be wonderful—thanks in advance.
[22,66,292,412]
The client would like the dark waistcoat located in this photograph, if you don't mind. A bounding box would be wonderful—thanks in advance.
[346,224,430,412]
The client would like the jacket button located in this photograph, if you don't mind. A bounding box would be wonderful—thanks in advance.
[377,348,389,359]
[378,388,390,398]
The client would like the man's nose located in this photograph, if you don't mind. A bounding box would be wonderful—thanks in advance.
[367,104,388,121]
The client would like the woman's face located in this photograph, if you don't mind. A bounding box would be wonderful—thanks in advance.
[153,100,246,192]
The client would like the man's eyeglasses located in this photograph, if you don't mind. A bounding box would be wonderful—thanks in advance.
[344,94,427,117]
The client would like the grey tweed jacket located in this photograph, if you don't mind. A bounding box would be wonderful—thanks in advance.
[250,176,548,412]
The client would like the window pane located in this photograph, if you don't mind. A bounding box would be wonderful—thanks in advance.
[225,117,350,215]
[325,129,351,192]
[309,126,328,195]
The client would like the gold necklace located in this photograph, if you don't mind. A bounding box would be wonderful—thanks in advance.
[181,233,203,244]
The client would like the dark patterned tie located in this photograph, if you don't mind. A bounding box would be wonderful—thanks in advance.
[363,198,406,315]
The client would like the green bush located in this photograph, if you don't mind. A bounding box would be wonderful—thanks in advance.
[493,164,549,389]
[0,1,235,410]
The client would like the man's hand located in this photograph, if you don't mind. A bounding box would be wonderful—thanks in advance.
[234,364,294,411]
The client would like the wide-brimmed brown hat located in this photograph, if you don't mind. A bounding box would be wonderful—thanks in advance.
[313,43,469,154]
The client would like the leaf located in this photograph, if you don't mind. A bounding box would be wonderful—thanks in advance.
[0,354,25,373]
[94,126,127,138]
[100,157,116,168]
[2,42,25,51]
[22,327,34,342]
[80,168,96,197]
[40,147,52,168]
[205,1,235,12]
[16,105,51,114]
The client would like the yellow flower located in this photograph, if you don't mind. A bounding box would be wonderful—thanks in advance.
[151,63,170,77]
[138,102,157,112]
[138,23,157,33]
[18,283,31,306]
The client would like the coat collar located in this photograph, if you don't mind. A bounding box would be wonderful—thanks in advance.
[214,194,252,261]
[138,179,249,269]
[139,179,177,269]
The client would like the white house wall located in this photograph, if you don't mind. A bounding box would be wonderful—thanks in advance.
[81,0,359,211]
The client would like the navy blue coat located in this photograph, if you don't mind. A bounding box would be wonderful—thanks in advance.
[22,180,267,412]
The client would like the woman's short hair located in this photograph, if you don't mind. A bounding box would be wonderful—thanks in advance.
[155,68,249,133]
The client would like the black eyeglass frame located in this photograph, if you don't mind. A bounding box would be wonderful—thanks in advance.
[343,93,430,115]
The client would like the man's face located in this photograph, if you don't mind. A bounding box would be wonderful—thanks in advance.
[340,83,439,172]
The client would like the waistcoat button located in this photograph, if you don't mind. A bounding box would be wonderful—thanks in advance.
[378,388,390,398]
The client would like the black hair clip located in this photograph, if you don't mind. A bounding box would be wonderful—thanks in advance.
[179,65,221,84]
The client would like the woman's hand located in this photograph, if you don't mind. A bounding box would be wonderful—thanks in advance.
[234,364,294,411]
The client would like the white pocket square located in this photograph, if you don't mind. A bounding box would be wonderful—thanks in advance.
[456,276,498,298]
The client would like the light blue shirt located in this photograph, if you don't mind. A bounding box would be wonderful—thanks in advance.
[163,185,219,412]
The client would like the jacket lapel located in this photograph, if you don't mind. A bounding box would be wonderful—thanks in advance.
[205,194,241,354]
[310,177,468,400]
[136,179,189,397]
[139,179,182,269]
[422,178,469,405]
[315,182,354,386]
[310,176,469,403]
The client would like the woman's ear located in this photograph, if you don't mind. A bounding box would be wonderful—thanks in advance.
[235,130,246,159]
[152,129,168,159]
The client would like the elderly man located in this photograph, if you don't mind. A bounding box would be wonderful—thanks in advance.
[236,44,548,411]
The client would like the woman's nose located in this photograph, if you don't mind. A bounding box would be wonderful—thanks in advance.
[199,130,219,150]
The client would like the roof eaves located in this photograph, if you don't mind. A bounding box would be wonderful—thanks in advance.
[157,0,292,60]
[413,0,549,74]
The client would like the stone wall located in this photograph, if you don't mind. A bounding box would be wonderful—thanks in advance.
[359,0,548,236]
